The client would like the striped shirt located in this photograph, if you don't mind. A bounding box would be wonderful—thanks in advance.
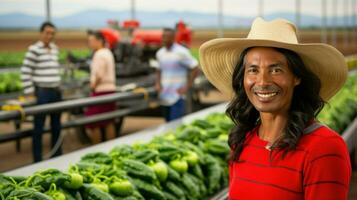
[156,43,198,106]
[229,123,351,200]
[21,41,61,94]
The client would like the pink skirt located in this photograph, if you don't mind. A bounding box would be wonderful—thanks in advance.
[85,91,116,129]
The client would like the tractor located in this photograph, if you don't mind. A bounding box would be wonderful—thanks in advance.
[68,20,193,78]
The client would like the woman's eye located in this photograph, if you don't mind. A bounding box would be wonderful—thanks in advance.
[271,68,282,73]
[247,68,257,73]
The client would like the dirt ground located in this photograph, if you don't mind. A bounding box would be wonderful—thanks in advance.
[0,31,87,51]
[0,29,356,55]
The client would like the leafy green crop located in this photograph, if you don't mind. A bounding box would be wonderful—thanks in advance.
[0,72,22,94]
[0,69,88,95]
[0,52,26,67]
[0,113,233,199]
[0,49,90,94]
[190,49,199,60]
[318,72,357,133]
[0,49,90,68]
[346,56,357,71]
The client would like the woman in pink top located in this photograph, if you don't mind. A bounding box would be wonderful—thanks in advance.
[85,30,117,143]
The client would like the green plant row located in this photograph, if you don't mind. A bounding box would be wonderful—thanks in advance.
[0,113,233,200]
[0,72,22,94]
[0,49,90,68]
[0,48,198,68]
[318,72,357,133]
[346,55,357,71]
[0,70,88,95]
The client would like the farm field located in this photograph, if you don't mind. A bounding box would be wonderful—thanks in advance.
[0,29,356,55]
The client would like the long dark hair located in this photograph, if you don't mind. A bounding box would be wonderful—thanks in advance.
[226,47,325,162]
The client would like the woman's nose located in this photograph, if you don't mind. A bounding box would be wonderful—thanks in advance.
[257,70,272,86]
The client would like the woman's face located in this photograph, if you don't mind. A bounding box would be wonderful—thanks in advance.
[87,35,102,50]
[243,47,301,115]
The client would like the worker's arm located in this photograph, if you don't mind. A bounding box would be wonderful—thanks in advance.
[187,67,199,89]
[177,49,200,95]
[90,72,100,91]
[21,47,37,96]
[155,69,162,92]
[155,50,162,92]
[90,55,105,91]
[177,66,199,95]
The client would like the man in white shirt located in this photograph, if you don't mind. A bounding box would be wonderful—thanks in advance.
[155,28,199,121]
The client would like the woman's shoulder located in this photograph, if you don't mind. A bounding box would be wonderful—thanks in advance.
[298,124,349,158]
[300,125,351,197]
[94,48,112,58]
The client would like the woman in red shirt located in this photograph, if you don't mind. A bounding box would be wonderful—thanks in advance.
[199,18,351,200]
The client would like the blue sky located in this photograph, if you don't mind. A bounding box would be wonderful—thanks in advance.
[0,0,354,17]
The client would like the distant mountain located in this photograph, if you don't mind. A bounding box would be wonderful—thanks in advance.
[0,10,354,29]
[0,13,45,28]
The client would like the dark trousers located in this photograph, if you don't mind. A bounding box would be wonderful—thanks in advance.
[33,87,62,162]
[162,98,185,122]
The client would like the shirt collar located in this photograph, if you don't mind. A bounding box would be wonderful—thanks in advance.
[164,43,177,52]
[37,41,56,49]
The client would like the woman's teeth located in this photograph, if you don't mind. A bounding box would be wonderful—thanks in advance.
[256,92,278,98]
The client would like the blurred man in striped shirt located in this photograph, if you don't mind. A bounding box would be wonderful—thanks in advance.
[21,22,62,162]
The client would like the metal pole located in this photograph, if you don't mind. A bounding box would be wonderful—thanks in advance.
[295,0,301,28]
[321,0,328,43]
[258,0,264,18]
[45,0,51,21]
[0,105,148,144]
[0,88,157,121]
[131,0,136,20]
[344,0,349,48]
[331,0,337,47]
[351,0,354,45]
[351,0,357,46]
[218,0,224,38]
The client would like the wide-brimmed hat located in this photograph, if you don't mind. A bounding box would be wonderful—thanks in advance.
[199,17,347,101]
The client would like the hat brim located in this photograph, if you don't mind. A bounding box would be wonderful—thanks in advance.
[199,38,348,101]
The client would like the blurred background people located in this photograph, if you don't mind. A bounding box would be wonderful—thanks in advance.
[85,30,117,144]
[20,21,62,162]
[155,28,199,122]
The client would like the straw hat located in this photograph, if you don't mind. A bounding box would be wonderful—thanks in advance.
[199,17,347,101]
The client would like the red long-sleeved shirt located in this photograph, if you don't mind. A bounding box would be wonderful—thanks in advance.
[229,123,351,200]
